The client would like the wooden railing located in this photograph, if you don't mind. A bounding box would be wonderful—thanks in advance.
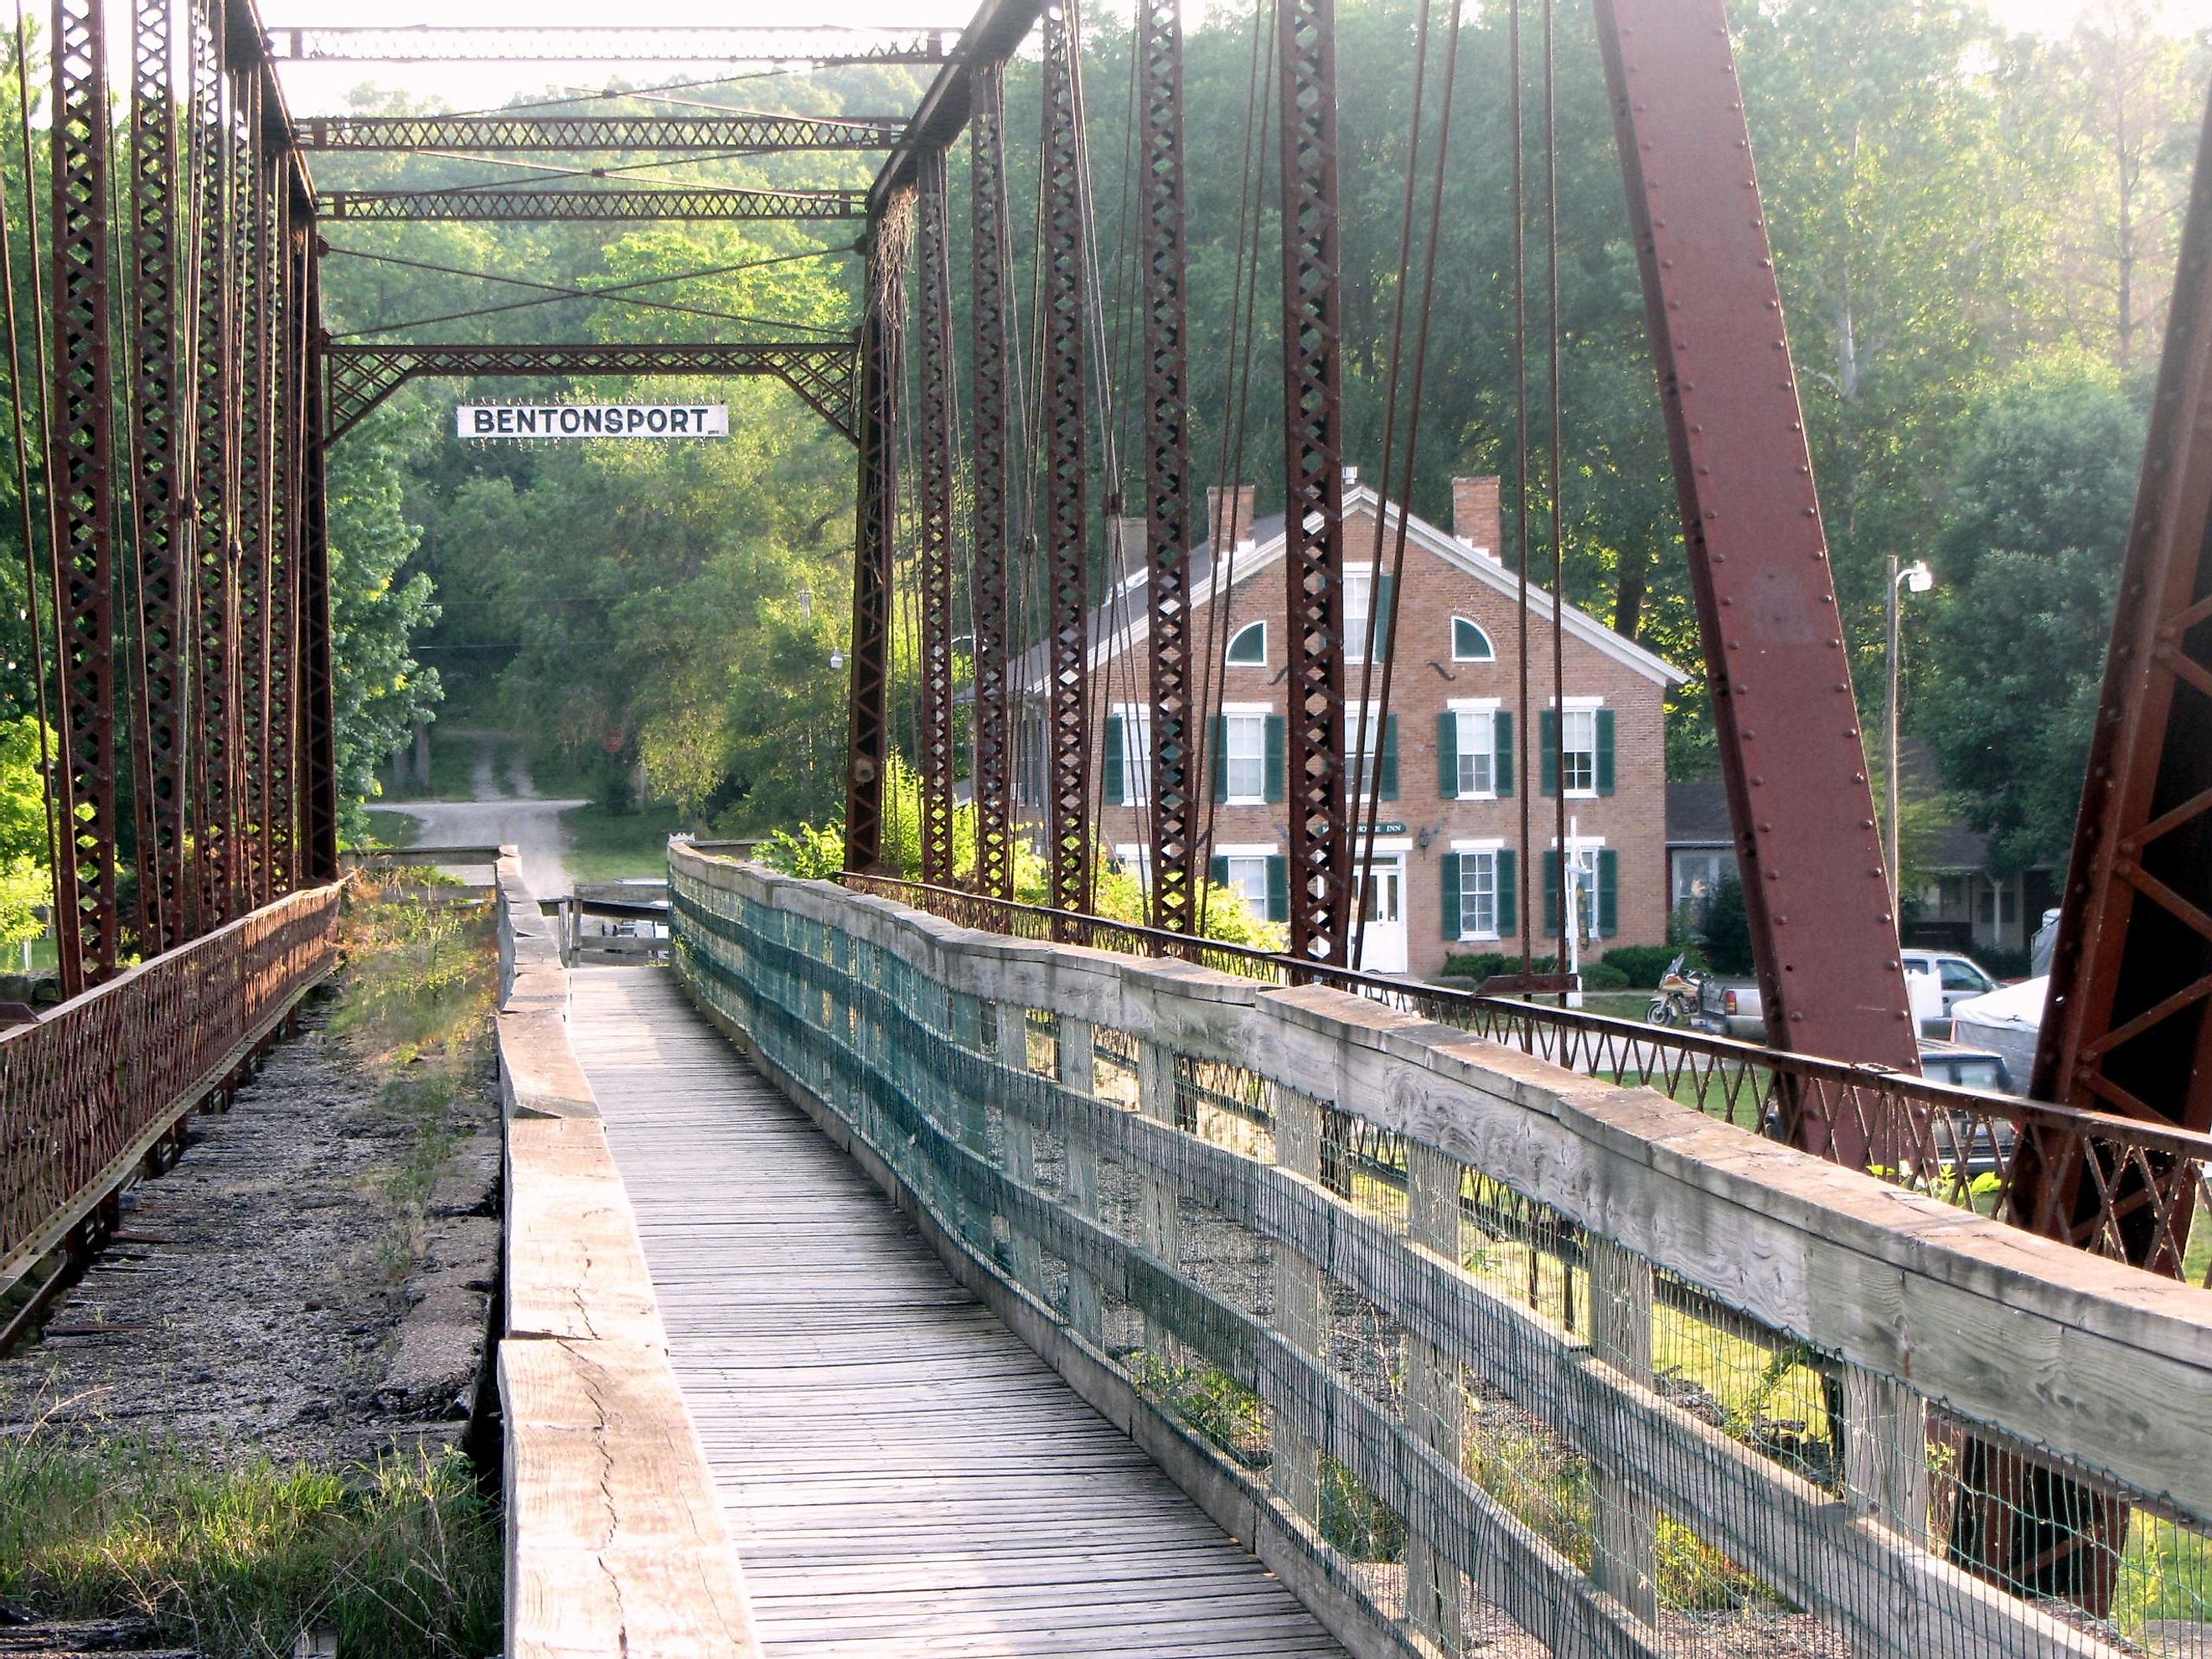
[678,847,2212,1659]
[0,881,342,1295]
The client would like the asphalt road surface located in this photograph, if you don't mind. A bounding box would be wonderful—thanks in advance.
[388,731,581,899]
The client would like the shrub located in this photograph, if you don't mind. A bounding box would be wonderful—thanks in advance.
[1600,943,1683,989]
[1580,960,1630,991]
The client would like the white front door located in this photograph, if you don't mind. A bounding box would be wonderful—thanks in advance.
[1357,854,1408,974]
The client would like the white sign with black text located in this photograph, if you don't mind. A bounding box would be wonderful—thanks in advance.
[456,403,729,440]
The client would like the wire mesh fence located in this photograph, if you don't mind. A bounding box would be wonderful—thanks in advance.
[679,852,2212,1659]
[839,870,2212,1291]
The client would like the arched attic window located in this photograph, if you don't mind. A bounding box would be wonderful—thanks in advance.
[1227,621,1267,664]
[1453,617,1495,662]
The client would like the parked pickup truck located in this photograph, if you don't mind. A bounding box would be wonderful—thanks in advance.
[1698,970,1946,1042]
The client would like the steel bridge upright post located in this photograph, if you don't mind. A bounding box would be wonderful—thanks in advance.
[232,69,269,912]
[129,0,191,954]
[1277,0,1348,966]
[48,0,122,991]
[1592,0,1919,1144]
[266,181,300,894]
[969,62,1015,902]
[844,211,907,876]
[2027,90,2212,1261]
[298,234,338,884]
[1041,0,1092,924]
[914,145,958,888]
[190,5,237,929]
[1139,0,1193,934]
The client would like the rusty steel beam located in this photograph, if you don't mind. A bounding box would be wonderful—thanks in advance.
[295,113,903,152]
[1139,0,1192,933]
[48,0,121,991]
[2029,90,2212,1255]
[233,70,269,912]
[1041,0,1091,923]
[1277,0,1348,965]
[128,0,189,953]
[322,340,860,444]
[299,234,338,883]
[192,29,238,931]
[264,23,955,63]
[317,185,866,223]
[968,63,1014,902]
[267,189,301,892]
[1594,0,1918,1135]
[913,146,958,887]
[842,215,906,875]
[868,0,1046,218]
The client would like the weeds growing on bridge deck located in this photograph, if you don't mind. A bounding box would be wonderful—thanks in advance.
[0,1437,499,1657]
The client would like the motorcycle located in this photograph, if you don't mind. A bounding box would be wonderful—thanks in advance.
[1646,954,1702,1027]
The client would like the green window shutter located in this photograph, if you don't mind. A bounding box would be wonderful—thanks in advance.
[1437,711,1459,798]
[1209,854,1229,889]
[1211,715,1229,798]
[1440,850,1461,939]
[1265,855,1289,923]
[1379,715,1400,800]
[1543,849,1561,937]
[1103,716,1125,804]
[1596,708,1616,796]
[1496,849,1517,935]
[1539,709,1558,797]
[1599,849,1620,936]
[1264,716,1286,802]
[1373,572,1396,664]
[1495,711,1514,796]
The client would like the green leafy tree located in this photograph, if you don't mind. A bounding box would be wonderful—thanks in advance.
[1923,364,2142,875]
[0,716,50,946]
[328,416,442,833]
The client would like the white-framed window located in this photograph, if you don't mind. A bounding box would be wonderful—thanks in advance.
[1114,705,1154,805]
[1227,620,1266,665]
[1345,566,1373,664]
[1452,617,1494,662]
[1351,701,1383,799]
[1456,848,1500,939]
[1560,706,1599,796]
[1455,708,1496,797]
[1224,709,1267,803]
[1223,856,1270,912]
[1113,843,1153,890]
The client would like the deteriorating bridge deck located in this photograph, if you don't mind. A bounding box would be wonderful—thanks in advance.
[566,964,1349,1657]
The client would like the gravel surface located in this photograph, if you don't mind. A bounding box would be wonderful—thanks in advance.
[0,992,499,1465]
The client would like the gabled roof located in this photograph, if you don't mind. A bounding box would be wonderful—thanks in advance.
[1014,484,1687,693]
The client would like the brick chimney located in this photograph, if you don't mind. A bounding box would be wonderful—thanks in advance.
[1206,484,1257,550]
[1452,475,1502,560]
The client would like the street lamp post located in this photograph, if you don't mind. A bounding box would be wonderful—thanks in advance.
[1884,556,1936,915]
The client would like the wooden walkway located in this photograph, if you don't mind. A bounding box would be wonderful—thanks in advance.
[567,965,1349,1658]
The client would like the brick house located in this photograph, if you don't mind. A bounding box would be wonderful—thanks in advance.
[1017,474,1684,979]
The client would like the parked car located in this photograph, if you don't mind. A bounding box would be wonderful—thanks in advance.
[1901,949,2000,1031]
[1918,1040,2018,1181]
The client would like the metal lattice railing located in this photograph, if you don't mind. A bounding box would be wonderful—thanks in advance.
[675,850,2212,1659]
[839,871,2212,1289]
[0,881,342,1286]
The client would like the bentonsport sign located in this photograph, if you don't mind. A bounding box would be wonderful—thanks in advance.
[457,403,729,438]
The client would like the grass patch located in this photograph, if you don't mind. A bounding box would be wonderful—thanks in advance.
[354,809,423,852]
[557,801,690,885]
[0,1435,499,1658]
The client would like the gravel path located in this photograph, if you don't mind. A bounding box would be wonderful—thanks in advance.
[389,732,580,900]
[0,995,499,1464]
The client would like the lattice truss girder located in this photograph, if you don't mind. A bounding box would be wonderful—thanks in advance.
[318,186,867,223]
[265,24,955,63]
[1139,0,1193,933]
[320,343,862,445]
[50,0,122,987]
[913,147,959,887]
[189,0,235,935]
[297,114,903,152]
[842,212,909,875]
[1277,0,1349,964]
[968,64,1014,903]
[1041,0,1092,921]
